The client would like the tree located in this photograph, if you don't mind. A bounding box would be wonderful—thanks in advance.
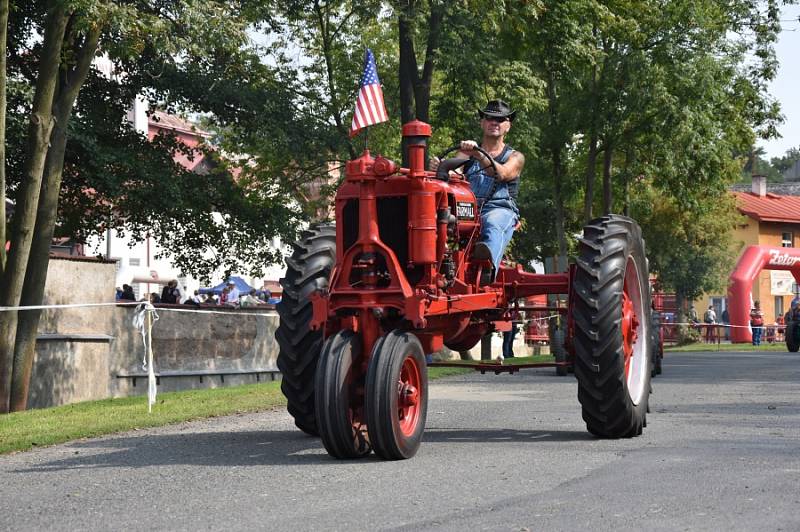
[631,182,739,328]
[771,146,800,175]
[0,0,301,412]
[0,1,68,413]
[0,0,7,275]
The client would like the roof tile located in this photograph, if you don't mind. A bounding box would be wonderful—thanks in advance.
[732,191,800,223]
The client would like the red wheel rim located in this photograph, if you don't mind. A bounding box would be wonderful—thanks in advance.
[397,354,422,437]
[621,285,639,379]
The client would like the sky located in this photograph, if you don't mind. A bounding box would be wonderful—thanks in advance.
[758,4,800,159]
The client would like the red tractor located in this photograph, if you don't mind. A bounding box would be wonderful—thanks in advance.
[276,122,653,460]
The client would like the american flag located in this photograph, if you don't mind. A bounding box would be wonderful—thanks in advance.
[350,49,388,137]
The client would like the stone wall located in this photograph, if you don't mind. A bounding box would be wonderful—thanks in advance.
[28,256,280,409]
[110,306,279,396]
[28,257,117,408]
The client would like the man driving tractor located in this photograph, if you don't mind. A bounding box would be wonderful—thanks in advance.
[430,100,525,282]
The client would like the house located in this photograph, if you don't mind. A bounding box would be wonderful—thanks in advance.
[695,175,800,323]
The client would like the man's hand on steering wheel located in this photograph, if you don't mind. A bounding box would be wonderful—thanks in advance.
[432,142,498,181]
[459,140,480,157]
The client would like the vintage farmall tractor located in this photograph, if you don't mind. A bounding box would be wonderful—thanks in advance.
[276,122,653,460]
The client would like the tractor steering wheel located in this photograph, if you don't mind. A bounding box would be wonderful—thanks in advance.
[434,144,498,181]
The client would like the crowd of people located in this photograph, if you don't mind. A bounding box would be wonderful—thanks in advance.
[686,298,800,346]
[115,279,279,308]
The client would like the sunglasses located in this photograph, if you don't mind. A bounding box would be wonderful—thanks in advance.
[484,116,509,123]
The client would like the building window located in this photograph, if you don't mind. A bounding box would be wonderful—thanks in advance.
[781,232,793,247]
[775,296,783,320]
[129,258,141,266]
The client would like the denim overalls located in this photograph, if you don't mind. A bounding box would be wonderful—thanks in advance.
[465,145,519,271]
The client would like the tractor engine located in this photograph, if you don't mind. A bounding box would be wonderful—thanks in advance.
[310,121,489,354]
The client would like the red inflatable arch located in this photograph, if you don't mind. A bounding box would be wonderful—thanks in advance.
[728,245,800,343]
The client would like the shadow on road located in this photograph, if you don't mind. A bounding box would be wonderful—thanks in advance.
[12,429,335,472]
[424,428,592,443]
[12,427,595,474]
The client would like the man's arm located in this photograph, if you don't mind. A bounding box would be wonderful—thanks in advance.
[459,140,524,182]
[482,151,525,182]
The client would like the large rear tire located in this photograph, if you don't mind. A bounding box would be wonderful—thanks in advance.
[787,320,799,352]
[572,215,652,438]
[275,223,336,435]
[366,331,428,460]
[315,330,371,459]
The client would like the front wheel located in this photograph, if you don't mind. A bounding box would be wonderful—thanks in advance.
[366,331,428,460]
[572,215,652,438]
[315,331,371,459]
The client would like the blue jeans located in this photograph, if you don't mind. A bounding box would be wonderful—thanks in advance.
[480,205,517,271]
[752,326,762,346]
[502,324,518,358]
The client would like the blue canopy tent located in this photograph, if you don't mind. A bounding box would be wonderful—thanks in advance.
[199,276,255,295]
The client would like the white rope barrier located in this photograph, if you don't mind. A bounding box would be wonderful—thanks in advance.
[0,301,142,311]
[663,321,779,329]
[0,301,276,316]
[132,303,159,413]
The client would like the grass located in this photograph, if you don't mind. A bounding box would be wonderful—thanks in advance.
[665,341,789,352]
[0,364,473,455]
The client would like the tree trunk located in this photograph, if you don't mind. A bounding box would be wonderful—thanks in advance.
[583,50,599,223]
[622,149,630,217]
[398,1,445,166]
[584,133,597,222]
[413,3,444,123]
[602,142,613,214]
[398,0,416,125]
[398,0,417,166]
[9,25,100,411]
[0,4,67,413]
[0,0,9,276]
[675,290,693,344]
[546,72,568,271]
[553,146,567,271]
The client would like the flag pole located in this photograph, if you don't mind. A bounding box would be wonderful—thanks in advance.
[364,125,369,153]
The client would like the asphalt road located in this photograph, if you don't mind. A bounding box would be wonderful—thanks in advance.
[2,349,799,531]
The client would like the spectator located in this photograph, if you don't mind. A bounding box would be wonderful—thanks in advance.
[226,280,241,307]
[502,305,523,359]
[120,284,136,301]
[721,308,730,341]
[149,292,161,304]
[703,305,717,343]
[115,287,123,300]
[750,300,764,346]
[240,290,266,308]
[161,280,180,304]
[776,314,785,342]
[184,290,202,306]
[502,323,517,359]
[688,305,698,324]
[220,286,230,305]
